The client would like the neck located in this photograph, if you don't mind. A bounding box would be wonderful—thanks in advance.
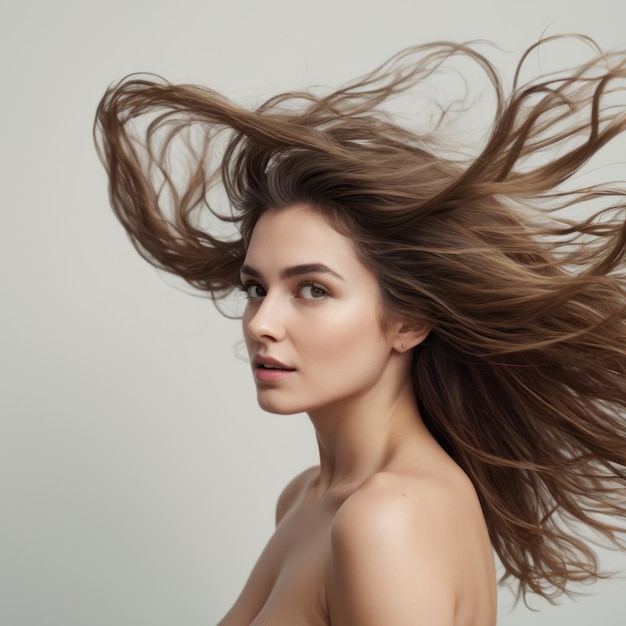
[308,375,431,494]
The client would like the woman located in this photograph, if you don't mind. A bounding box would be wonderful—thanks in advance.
[95,35,626,624]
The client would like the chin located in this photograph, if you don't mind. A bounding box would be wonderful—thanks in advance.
[256,395,304,415]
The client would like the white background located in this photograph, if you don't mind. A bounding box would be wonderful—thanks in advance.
[2,0,625,624]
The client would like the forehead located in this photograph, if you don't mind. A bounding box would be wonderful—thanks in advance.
[244,204,361,270]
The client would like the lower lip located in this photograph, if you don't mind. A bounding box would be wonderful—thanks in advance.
[254,367,295,382]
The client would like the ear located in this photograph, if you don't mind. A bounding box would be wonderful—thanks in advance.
[391,322,430,354]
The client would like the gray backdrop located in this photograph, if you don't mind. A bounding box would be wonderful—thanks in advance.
[2,0,625,623]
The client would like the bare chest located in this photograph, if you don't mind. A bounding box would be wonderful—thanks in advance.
[250,535,330,625]
[222,507,334,626]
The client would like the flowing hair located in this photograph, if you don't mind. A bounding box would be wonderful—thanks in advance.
[94,35,626,600]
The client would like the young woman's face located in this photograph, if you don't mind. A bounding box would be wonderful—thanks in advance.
[240,203,404,416]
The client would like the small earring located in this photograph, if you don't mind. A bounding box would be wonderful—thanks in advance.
[401,343,406,350]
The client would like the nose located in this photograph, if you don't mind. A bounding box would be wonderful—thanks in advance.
[245,295,286,343]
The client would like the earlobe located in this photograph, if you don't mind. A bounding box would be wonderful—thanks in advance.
[394,324,430,353]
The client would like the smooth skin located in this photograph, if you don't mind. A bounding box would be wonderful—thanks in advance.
[218,204,497,625]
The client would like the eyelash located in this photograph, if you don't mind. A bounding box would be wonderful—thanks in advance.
[298,281,330,300]
[238,280,330,301]
[238,282,266,299]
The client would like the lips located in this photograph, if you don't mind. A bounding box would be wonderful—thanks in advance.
[254,355,295,371]
[253,355,295,382]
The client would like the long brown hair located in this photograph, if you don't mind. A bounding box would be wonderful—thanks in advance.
[94,35,626,600]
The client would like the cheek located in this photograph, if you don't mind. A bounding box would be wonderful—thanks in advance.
[302,306,387,362]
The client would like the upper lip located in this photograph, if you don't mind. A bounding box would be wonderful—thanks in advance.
[254,355,295,370]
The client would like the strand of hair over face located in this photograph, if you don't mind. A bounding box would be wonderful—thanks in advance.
[94,34,626,602]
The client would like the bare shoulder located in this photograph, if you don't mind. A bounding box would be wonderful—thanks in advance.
[275,465,319,525]
[328,470,494,626]
[333,467,479,537]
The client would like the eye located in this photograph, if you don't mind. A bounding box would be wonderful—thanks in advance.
[298,281,330,300]
[239,282,266,299]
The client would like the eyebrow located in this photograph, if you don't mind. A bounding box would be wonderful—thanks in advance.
[240,263,345,281]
